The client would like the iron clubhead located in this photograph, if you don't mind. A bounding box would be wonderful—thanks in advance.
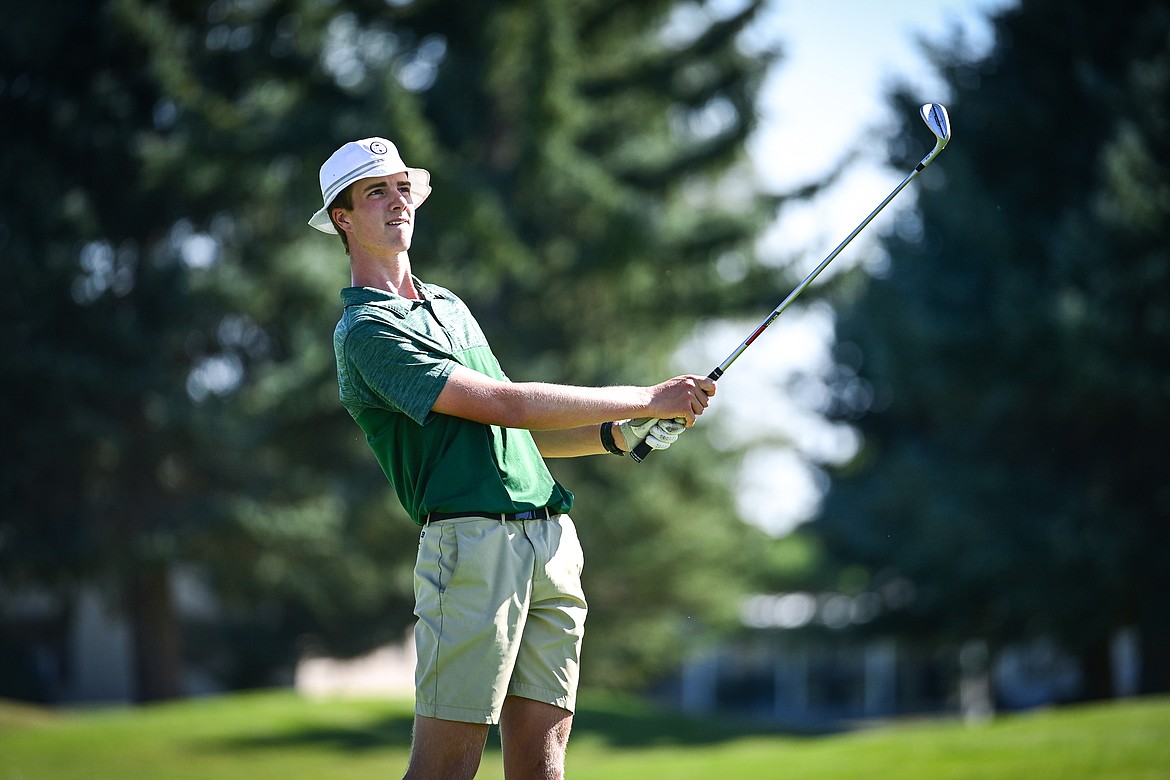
[920,103,951,149]
[916,103,951,169]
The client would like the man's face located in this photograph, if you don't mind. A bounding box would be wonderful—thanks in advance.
[334,173,417,255]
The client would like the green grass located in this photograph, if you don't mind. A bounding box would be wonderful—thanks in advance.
[2,690,1168,779]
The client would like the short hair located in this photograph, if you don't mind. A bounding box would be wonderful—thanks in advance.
[327,185,355,254]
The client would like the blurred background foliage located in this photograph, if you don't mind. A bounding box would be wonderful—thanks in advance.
[1,0,787,701]
[1,0,1168,708]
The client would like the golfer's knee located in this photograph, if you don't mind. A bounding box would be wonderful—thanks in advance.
[404,715,488,780]
[500,697,573,779]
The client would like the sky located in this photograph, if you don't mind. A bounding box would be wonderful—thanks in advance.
[751,0,1012,251]
[682,0,1015,537]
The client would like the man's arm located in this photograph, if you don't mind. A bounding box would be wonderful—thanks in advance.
[430,365,715,446]
[529,425,609,458]
[530,421,683,458]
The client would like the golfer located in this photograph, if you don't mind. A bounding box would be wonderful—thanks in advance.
[310,137,716,779]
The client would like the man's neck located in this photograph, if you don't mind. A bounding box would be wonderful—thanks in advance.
[349,251,419,299]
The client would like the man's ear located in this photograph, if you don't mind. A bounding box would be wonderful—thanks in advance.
[331,207,352,232]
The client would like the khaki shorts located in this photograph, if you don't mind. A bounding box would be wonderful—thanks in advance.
[413,514,587,724]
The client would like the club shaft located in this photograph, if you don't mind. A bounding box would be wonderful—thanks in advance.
[712,164,924,379]
[630,134,947,463]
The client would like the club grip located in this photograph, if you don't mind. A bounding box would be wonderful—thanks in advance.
[629,368,721,463]
[629,429,657,462]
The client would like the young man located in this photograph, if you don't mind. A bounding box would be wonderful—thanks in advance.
[310,137,716,780]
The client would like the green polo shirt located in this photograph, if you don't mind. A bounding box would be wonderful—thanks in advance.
[334,283,574,525]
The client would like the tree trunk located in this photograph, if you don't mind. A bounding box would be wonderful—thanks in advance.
[1139,619,1170,694]
[126,565,183,702]
[1077,636,1113,702]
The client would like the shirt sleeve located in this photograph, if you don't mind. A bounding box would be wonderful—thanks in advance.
[343,319,456,425]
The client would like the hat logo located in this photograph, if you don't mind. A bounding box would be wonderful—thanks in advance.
[369,141,388,155]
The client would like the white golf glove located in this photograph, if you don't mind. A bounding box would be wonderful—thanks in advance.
[618,417,686,452]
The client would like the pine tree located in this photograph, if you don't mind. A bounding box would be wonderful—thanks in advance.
[818,0,1170,699]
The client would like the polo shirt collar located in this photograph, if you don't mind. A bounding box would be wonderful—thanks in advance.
[341,278,451,314]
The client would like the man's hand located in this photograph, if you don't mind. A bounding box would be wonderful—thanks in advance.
[646,374,716,426]
[618,418,686,453]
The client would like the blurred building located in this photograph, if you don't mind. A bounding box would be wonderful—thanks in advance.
[654,589,1140,728]
[0,568,221,703]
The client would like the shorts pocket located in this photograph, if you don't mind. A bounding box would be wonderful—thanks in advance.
[415,523,459,602]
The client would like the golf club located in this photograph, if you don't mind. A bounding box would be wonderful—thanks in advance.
[631,103,952,462]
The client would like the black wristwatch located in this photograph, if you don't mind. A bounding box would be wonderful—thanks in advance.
[600,421,625,456]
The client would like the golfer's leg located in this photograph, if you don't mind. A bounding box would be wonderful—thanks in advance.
[499,695,573,780]
[403,714,489,780]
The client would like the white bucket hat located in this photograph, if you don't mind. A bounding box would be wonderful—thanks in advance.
[308,137,432,234]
